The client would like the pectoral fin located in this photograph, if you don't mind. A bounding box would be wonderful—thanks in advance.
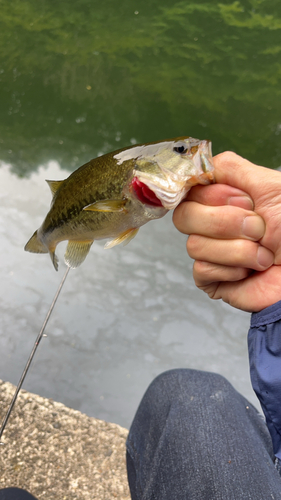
[104,228,139,249]
[46,180,64,197]
[64,240,94,268]
[83,199,127,213]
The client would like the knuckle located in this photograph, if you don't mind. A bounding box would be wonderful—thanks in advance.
[172,202,189,232]
[186,234,202,258]
[209,208,229,235]
[172,206,180,227]
[197,283,219,300]
[193,260,207,275]
[207,287,219,299]
[234,239,250,261]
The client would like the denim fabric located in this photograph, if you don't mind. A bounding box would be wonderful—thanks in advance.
[0,489,37,500]
[249,300,281,461]
[126,369,281,500]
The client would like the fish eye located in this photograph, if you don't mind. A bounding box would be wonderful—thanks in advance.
[173,144,187,154]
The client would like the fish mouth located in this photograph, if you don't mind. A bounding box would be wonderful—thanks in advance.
[133,140,214,210]
[131,177,164,207]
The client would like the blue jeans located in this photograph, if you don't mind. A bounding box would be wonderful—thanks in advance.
[0,490,37,500]
[2,370,281,499]
[126,369,281,500]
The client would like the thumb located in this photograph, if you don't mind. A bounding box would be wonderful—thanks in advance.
[212,152,278,200]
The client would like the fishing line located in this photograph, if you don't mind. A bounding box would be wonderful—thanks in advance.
[0,265,71,444]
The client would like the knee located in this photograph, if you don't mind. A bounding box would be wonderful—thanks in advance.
[150,368,230,393]
[145,369,236,408]
[128,369,239,451]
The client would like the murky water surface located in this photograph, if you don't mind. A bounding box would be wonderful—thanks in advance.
[1,0,281,428]
[0,162,254,427]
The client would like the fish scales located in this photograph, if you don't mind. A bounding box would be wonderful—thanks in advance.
[25,137,215,270]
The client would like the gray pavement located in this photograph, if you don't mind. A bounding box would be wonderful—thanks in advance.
[0,380,130,499]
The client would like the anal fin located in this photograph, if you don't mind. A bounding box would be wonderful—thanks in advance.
[64,240,94,268]
[83,199,127,213]
[104,228,139,249]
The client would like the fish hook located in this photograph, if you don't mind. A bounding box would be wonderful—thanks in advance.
[0,265,71,444]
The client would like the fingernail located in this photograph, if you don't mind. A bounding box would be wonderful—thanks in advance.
[242,216,265,240]
[228,196,254,210]
[257,247,274,268]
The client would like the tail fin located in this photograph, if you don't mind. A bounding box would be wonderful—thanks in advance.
[24,230,48,254]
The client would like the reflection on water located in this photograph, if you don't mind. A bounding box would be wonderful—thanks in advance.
[0,161,257,428]
[1,0,281,175]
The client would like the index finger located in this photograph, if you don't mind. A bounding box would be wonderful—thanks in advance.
[186,184,254,210]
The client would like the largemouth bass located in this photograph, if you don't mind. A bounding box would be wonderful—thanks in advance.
[25,137,214,270]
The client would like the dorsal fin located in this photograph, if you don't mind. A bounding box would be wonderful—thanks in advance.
[46,179,64,197]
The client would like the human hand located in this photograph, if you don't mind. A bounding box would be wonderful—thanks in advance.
[173,152,281,312]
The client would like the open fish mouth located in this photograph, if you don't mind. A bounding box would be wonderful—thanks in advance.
[131,177,164,207]
[133,140,214,210]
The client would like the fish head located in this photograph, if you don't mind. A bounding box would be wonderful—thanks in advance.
[114,137,214,210]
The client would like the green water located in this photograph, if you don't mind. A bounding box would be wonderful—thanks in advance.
[2,0,278,426]
[1,0,281,176]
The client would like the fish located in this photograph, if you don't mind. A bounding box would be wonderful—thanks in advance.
[24,137,214,270]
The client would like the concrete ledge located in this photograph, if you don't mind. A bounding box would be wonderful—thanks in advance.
[0,380,130,499]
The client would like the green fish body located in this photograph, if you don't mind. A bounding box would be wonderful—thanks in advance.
[25,137,214,270]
